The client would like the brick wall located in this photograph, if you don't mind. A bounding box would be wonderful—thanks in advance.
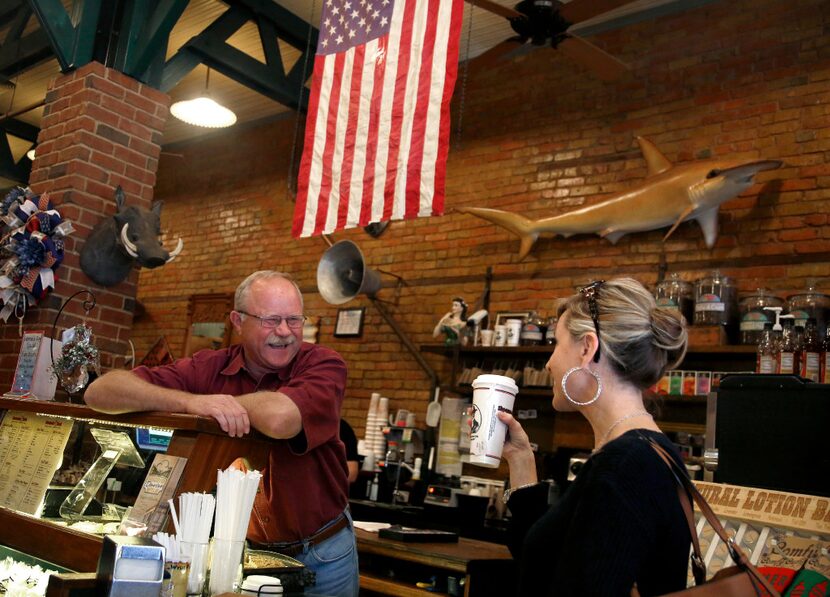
[0,62,169,388]
[134,0,829,441]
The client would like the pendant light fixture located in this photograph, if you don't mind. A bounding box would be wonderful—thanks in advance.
[170,66,237,128]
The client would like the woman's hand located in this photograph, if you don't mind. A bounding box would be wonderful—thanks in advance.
[498,410,533,456]
[498,410,537,487]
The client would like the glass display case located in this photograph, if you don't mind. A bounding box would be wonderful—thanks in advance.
[0,396,273,574]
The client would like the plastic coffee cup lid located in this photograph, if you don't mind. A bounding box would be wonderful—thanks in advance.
[471,374,518,394]
[242,575,282,594]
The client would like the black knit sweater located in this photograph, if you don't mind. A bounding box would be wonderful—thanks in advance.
[507,429,691,596]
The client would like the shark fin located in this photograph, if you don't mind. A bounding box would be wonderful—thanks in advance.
[457,207,540,260]
[602,230,626,244]
[695,207,720,248]
[663,205,696,242]
[637,137,672,177]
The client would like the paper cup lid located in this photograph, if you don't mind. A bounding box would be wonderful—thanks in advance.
[242,575,282,593]
[471,374,519,394]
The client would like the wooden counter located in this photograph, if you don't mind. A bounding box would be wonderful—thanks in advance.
[0,396,273,572]
[355,528,514,596]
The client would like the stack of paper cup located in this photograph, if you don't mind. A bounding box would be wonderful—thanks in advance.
[469,374,519,468]
[364,393,381,468]
[373,397,389,456]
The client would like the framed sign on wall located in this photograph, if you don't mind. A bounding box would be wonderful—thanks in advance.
[334,308,366,338]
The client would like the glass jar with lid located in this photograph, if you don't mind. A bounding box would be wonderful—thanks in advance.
[738,288,785,345]
[520,312,546,346]
[545,316,558,345]
[655,273,694,324]
[694,270,738,341]
[787,282,830,341]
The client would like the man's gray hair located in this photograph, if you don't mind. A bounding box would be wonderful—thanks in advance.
[235,271,304,311]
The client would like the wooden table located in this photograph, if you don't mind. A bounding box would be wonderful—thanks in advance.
[355,528,514,597]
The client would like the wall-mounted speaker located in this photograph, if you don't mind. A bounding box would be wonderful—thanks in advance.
[317,240,382,305]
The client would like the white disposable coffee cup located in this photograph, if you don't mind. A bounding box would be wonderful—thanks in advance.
[469,374,519,468]
[506,319,522,347]
[494,324,507,346]
[479,329,495,346]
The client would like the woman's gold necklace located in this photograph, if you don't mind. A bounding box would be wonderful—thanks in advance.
[595,410,651,452]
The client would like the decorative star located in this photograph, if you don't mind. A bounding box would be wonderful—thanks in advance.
[359,17,366,26]
[329,25,337,34]
[322,38,329,47]
[380,16,388,26]
[372,9,380,18]
[349,28,356,38]
[336,34,344,44]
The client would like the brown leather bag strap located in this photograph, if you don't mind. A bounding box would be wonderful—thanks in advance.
[648,439,707,585]
[646,438,780,596]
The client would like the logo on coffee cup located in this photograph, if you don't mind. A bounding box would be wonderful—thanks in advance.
[471,404,482,438]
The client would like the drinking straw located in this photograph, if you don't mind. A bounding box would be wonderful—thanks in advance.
[167,499,181,536]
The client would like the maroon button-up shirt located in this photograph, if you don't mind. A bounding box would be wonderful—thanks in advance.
[133,342,349,543]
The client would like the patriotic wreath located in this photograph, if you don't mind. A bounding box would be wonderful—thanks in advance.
[0,187,74,322]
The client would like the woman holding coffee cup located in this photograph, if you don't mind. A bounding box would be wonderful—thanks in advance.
[497,278,690,595]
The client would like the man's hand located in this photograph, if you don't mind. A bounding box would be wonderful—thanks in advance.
[184,394,250,437]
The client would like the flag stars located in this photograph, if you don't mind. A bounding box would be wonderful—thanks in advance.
[344,1,351,9]
[372,9,380,18]
[359,17,366,26]
[380,16,388,26]
[331,5,339,14]
[351,9,359,18]
[336,34,344,44]
[329,24,337,34]
[348,28,356,38]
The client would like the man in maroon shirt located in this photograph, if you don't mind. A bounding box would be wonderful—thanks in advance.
[84,271,358,596]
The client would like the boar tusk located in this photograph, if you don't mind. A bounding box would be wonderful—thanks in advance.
[165,238,184,263]
[120,223,140,258]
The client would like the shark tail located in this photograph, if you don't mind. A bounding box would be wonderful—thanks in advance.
[456,207,540,260]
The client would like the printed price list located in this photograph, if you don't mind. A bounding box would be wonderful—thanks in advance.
[0,410,73,515]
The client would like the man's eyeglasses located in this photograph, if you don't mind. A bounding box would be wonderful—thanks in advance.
[237,311,306,329]
[579,280,605,363]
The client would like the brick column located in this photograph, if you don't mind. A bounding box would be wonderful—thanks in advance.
[0,62,170,390]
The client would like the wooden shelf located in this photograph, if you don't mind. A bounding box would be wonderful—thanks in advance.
[359,572,448,597]
[421,343,756,357]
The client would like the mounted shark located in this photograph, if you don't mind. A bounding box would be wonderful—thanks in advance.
[457,137,782,260]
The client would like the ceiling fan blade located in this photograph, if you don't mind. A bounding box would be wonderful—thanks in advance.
[465,0,523,20]
[471,38,526,69]
[556,35,630,81]
[558,0,636,25]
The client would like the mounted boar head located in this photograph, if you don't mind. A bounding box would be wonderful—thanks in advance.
[80,186,183,287]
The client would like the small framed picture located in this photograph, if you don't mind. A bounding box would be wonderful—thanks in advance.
[334,307,366,337]
[494,311,531,327]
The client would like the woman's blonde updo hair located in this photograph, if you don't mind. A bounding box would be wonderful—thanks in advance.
[557,277,688,389]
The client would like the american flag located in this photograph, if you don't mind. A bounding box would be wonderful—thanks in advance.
[292,0,464,238]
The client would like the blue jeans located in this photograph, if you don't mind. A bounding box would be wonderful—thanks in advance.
[292,509,359,597]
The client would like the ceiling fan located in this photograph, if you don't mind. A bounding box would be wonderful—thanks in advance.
[469,0,636,80]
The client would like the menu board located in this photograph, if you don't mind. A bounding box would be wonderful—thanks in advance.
[0,410,73,515]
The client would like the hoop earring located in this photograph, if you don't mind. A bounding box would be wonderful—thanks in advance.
[561,366,602,406]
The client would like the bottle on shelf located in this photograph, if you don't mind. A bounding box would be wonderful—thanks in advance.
[520,312,546,346]
[756,323,777,374]
[778,317,799,375]
[755,307,782,373]
[800,318,821,382]
[821,323,830,383]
